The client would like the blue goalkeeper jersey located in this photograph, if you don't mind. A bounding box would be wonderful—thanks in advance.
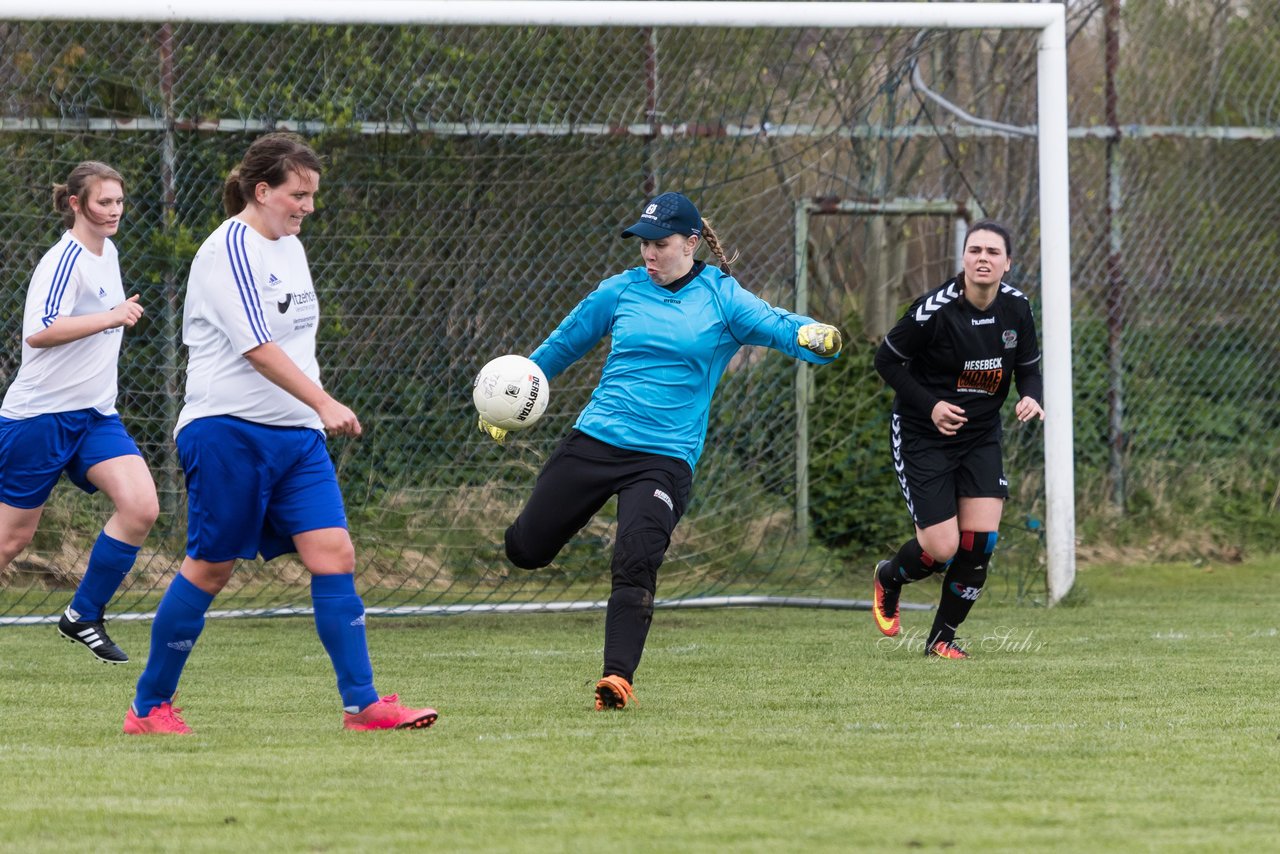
[530,262,834,471]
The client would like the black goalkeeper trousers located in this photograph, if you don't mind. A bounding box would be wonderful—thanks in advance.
[505,430,692,682]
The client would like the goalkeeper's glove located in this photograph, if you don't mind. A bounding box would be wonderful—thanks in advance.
[797,323,842,358]
[477,416,508,444]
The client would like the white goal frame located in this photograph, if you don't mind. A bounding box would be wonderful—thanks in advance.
[9,1,1077,604]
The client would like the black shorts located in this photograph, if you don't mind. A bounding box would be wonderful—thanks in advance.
[891,412,1008,529]
[505,430,693,575]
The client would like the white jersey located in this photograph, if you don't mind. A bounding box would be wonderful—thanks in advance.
[176,217,323,435]
[1,233,125,419]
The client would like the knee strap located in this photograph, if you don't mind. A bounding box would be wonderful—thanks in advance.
[954,530,998,570]
[944,530,997,598]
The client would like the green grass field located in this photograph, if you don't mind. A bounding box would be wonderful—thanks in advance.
[2,560,1278,852]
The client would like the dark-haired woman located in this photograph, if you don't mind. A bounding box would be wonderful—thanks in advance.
[482,191,843,709]
[870,220,1044,658]
[126,133,437,734]
[0,161,156,664]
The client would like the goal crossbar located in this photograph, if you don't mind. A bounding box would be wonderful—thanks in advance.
[11,1,1063,30]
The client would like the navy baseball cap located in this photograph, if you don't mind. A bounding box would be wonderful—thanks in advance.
[620,192,702,239]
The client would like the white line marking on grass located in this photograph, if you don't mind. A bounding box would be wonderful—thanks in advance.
[2,596,928,626]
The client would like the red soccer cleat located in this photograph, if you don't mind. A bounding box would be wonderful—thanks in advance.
[123,702,192,735]
[926,640,970,660]
[343,694,438,731]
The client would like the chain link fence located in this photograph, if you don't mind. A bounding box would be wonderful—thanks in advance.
[1,2,1276,622]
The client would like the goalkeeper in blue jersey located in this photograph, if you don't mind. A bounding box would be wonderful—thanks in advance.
[479,191,843,710]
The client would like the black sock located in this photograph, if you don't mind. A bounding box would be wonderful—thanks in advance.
[880,539,943,587]
[602,585,654,683]
[878,539,943,613]
[927,531,996,647]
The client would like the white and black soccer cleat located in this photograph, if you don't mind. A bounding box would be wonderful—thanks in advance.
[58,613,129,664]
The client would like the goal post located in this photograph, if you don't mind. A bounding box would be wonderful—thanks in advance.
[0,1,1076,615]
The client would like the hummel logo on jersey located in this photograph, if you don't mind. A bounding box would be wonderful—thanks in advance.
[350,614,366,627]
[653,488,674,511]
[277,293,293,313]
[167,639,195,652]
[971,317,995,326]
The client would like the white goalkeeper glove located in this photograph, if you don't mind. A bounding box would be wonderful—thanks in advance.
[477,416,508,444]
[797,323,842,358]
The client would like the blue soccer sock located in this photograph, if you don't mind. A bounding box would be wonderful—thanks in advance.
[68,530,140,622]
[132,573,213,716]
[311,573,378,713]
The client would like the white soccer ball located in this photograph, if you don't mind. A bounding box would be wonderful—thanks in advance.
[472,354,550,431]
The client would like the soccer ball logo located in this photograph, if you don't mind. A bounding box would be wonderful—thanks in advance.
[472,354,550,431]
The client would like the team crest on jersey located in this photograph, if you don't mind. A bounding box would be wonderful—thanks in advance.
[1002,330,1018,349]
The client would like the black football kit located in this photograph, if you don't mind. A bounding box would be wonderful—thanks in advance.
[875,277,1043,528]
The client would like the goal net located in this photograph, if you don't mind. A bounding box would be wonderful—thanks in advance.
[0,2,1073,623]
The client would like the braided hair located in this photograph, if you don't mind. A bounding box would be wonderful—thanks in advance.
[700,217,741,276]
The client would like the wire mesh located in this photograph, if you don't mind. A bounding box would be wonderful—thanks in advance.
[1,4,1276,622]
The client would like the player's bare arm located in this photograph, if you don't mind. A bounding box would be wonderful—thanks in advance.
[243,342,362,436]
[25,295,144,349]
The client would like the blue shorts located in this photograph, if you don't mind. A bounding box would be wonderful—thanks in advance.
[0,410,143,509]
[177,416,348,562]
